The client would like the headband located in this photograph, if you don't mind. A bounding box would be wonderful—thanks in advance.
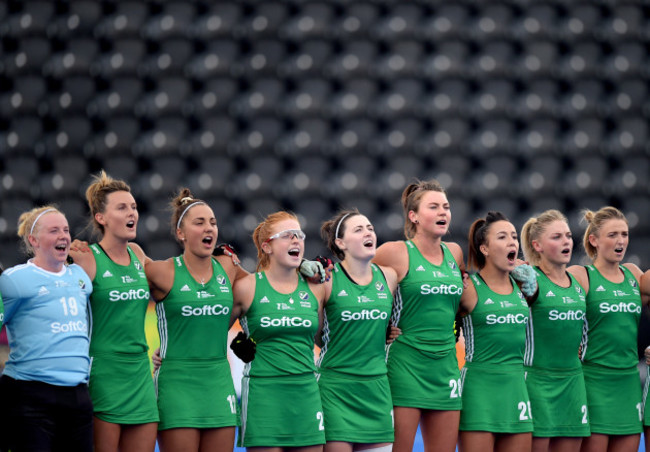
[176,201,206,230]
[335,213,351,239]
[30,208,56,236]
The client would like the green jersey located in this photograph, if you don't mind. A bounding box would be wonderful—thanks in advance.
[524,268,586,370]
[580,265,641,369]
[241,272,319,377]
[463,274,529,365]
[89,244,150,354]
[392,241,463,357]
[156,256,233,360]
[317,263,392,377]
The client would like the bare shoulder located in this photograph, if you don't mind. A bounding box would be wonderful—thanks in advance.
[623,262,643,280]
[127,242,148,263]
[68,247,97,279]
[377,264,399,294]
[444,241,465,271]
[374,240,408,279]
[567,264,589,290]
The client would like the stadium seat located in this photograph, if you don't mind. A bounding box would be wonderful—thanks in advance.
[87,77,143,118]
[325,40,377,80]
[46,75,96,116]
[367,118,423,157]
[186,78,238,118]
[47,1,102,39]
[185,40,240,80]
[0,156,40,197]
[87,117,140,157]
[0,75,46,116]
[370,4,422,41]
[138,38,194,77]
[3,37,51,76]
[230,78,285,118]
[94,2,149,39]
[2,1,54,38]
[132,117,188,156]
[275,118,331,157]
[421,4,469,41]
[188,3,242,40]
[228,116,284,158]
[326,119,378,156]
[185,156,236,198]
[141,2,195,41]
[134,77,190,119]
[279,2,334,41]
[280,78,331,119]
[42,116,93,157]
[43,38,99,78]
[369,78,424,120]
[421,78,470,120]
[279,40,333,79]
[91,39,146,77]
[326,78,377,120]
[331,3,379,39]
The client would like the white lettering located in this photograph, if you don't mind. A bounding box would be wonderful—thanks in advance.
[260,316,312,328]
[108,288,150,302]
[548,309,585,321]
[420,284,463,295]
[486,313,528,324]
[181,304,230,316]
[599,302,641,314]
[51,320,87,333]
[341,309,388,322]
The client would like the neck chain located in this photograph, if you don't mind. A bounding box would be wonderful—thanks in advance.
[185,257,211,287]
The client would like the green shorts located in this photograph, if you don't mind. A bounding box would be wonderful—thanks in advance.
[89,352,159,424]
[582,363,642,435]
[525,366,590,437]
[156,357,239,430]
[239,373,325,448]
[459,362,533,433]
[318,370,393,443]
[387,341,462,410]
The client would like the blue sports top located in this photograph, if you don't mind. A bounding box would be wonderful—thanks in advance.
[0,261,93,386]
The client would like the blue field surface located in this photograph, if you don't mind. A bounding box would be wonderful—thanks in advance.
[155,431,647,452]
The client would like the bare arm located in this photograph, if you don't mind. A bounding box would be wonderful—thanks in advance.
[445,241,466,275]
[68,246,97,280]
[567,265,590,294]
[623,263,648,306]
[373,240,409,282]
[458,276,478,316]
[145,259,175,302]
[215,255,250,286]
[231,273,256,329]
[378,264,399,295]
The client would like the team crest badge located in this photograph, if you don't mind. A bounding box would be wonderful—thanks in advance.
[299,291,310,300]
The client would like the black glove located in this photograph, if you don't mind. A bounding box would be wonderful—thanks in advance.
[230,331,256,363]
[314,255,333,269]
[66,255,74,265]
[213,243,237,257]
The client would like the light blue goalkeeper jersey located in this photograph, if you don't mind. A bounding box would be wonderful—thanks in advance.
[0,261,93,386]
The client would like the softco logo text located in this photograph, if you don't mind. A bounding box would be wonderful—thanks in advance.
[182,304,230,316]
[341,309,388,321]
[109,288,150,302]
[260,316,312,327]
[420,284,462,295]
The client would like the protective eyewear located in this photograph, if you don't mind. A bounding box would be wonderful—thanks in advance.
[265,229,306,243]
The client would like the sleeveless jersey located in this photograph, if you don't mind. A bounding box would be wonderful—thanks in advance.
[580,265,641,369]
[524,268,586,370]
[463,274,529,365]
[241,272,319,377]
[0,261,93,386]
[317,263,392,376]
[156,256,233,359]
[89,244,150,354]
[391,241,463,357]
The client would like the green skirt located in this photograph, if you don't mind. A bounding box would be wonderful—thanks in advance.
[239,373,325,448]
[89,352,159,424]
[318,370,393,443]
[387,341,462,410]
[156,357,239,430]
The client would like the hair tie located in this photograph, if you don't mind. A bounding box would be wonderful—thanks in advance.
[180,197,194,204]
[335,213,351,239]
[30,208,56,236]
[176,202,205,230]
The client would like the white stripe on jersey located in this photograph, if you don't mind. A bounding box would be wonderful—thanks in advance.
[462,316,474,362]
[155,302,168,359]
[391,286,404,328]
[524,308,534,367]
[240,317,252,377]
[643,366,650,418]
[315,312,330,368]
[459,366,467,397]
[240,376,250,444]
[579,318,589,361]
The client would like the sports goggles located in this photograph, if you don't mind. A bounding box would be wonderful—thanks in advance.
[264,229,306,243]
